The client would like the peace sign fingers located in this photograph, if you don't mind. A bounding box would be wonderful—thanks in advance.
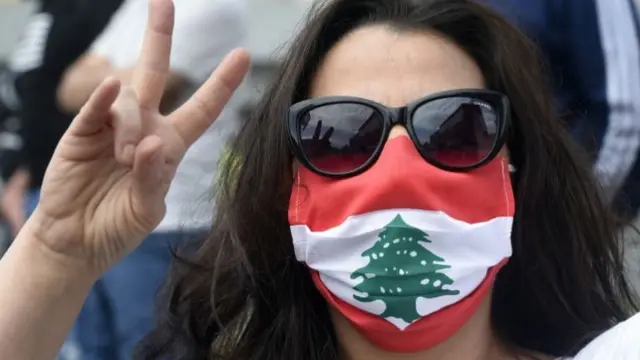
[168,49,250,149]
[133,0,175,111]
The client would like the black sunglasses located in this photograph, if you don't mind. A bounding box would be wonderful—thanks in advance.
[287,89,511,178]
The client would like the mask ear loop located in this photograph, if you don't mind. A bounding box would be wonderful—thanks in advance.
[291,170,310,263]
[500,160,516,217]
[294,171,301,223]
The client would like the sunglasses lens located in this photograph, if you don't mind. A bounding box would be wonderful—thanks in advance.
[412,97,499,168]
[298,103,384,174]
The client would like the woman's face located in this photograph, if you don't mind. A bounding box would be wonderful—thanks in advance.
[298,25,504,355]
[309,25,486,139]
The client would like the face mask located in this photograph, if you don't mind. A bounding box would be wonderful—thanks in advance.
[289,137,515,353]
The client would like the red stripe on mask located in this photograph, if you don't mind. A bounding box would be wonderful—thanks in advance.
[289,136,515,232]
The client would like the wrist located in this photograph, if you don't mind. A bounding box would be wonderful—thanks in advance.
[13,218,100,286]
[0,218,98,359]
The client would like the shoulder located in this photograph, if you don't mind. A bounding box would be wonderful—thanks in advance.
[572,312,640,359]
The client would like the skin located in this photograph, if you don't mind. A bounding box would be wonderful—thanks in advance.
[309,25,542,360]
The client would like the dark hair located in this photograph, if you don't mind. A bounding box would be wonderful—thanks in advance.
[136,0,638,359]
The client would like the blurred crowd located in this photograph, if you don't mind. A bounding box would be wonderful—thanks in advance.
[0,0,639,359]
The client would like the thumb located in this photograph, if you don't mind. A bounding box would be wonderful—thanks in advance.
[131,135,170,222]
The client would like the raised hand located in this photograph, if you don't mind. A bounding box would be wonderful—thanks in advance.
[26,0,250,274]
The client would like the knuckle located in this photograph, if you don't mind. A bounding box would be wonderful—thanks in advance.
[113,87,138,108]
[211,73,235,101]
[190,93,213,121]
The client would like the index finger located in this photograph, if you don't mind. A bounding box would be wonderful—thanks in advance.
[168,49,250,148]
[133,0,175,110]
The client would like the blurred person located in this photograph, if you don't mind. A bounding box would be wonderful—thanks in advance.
[0,69,23,240]
[0,71,17,255]
[1,1,640,360]
[55,0,247,358]
[0,0,125,233]
[488,0,640,223]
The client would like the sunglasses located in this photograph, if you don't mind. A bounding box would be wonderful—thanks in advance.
[287,89,511,178]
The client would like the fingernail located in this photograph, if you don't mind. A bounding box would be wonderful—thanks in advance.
[122,145,135,163]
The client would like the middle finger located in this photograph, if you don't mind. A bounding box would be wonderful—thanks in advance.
[133,0,175,111]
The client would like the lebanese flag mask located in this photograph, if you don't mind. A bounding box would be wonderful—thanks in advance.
[288,136,515,353]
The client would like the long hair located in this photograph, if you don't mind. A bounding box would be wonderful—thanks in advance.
[136,0,638,359]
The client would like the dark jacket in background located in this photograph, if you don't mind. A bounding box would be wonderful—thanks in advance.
[488,0,640,221]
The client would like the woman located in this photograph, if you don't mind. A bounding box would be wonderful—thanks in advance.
[0,0,637,359]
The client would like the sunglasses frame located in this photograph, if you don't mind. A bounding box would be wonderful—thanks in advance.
[287,88,511,178]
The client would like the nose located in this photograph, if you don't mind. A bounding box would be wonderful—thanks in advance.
[389,125,410,139]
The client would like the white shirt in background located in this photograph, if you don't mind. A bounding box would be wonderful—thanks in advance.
[91,0,248,232]
[570,311,640,359]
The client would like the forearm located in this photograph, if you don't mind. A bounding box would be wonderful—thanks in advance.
[0,222,96,360]
[58,61,114,113]
[7,167,29,192]
[57,52,184,114]
[0,150,23,184]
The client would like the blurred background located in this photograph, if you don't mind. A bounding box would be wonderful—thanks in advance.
[0,0,312,120]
